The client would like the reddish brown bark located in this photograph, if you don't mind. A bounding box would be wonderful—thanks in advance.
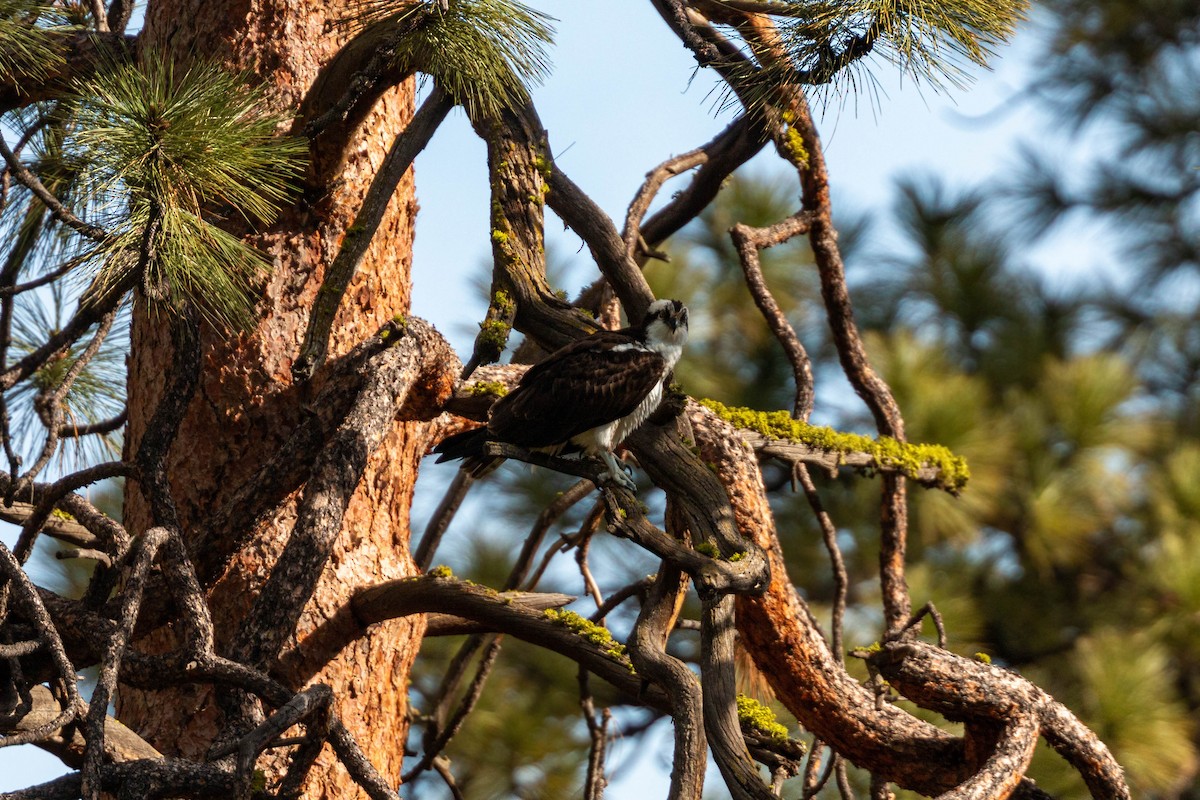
[686,404,977,793]
[117,1,426,796]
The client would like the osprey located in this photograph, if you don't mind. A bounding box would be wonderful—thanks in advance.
[435,299,689,489]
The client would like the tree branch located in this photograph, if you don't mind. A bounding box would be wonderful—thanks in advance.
[80,528,167,800]
[231,318,457,671]
[626,566,706,800]
[353,575,658,707]
[729,216,816,419]
[293,87,455,381]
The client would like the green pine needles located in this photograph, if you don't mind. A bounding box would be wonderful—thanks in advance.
[8,287,127,464]
[61,52,305,327]
[727,0,1025,99]
[0,0,70,83]
[351,0,553,120]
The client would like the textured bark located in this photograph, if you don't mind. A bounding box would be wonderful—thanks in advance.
[116,1,425,797]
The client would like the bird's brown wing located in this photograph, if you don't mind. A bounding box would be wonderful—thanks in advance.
[488,339,665,449]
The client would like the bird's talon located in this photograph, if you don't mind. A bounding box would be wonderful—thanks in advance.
[604,470,637,492]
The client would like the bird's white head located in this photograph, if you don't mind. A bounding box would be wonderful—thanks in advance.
[642,299,689,368]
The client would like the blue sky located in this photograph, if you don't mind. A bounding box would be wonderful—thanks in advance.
[0,1,1095,794]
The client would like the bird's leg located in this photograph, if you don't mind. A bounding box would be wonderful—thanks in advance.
[483,441,632,490]
[599,451,637,491]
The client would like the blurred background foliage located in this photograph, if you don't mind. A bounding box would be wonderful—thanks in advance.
[406,0,1200,796]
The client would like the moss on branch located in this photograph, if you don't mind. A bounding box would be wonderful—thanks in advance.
[698,398,970,492]
[736,695,790,743]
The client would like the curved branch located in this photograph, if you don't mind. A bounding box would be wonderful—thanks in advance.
[353,575,663,708]
[17,308,119,495]
[0,272,132,393]
[0,133,109,243]
[934,715,1039,800]
[701,595,774,800]
[627,567,706,800]
[640,116,770,248]
[0,541,80,748]
[730,216,816,419]
[11,460,133,564]
[871,640,1130,800]
[80,528,167,800]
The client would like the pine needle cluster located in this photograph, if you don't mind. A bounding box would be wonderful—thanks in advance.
[716,0,1026,103]
[0,0,69,82]
[7,286,127,465]
[349,0,553,119]
[58,53,305,326]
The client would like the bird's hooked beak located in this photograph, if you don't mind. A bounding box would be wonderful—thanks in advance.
[668,304,688,332]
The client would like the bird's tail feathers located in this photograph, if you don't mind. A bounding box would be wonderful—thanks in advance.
[461,455,504,479]
[433,428,504,479]
[433,427,488,462]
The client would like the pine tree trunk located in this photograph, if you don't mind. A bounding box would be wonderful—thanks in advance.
[117,1,425,795]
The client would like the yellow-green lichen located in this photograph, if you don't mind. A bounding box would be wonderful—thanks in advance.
[469,380,509,398]
[492,290,516,317]
[533,152,553,182]
[50,508,75,521]
[783,126,809,168]
[736,695,789,742]
[428,565,454,579]
[728,550,746,563]
[975,652,992,664]
[853,641,882,656]
[695,541,719,558]
[698,399,969,493]
[477,319,511,349]
[544,609,629,663]
[491,229,509,244]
